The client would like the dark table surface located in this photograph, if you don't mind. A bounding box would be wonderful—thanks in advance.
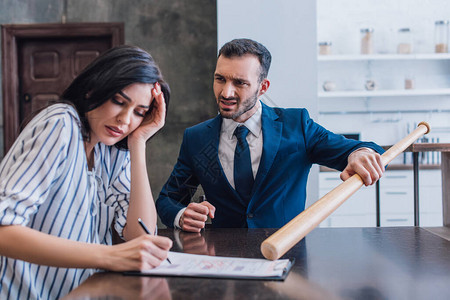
[63,227,450,300]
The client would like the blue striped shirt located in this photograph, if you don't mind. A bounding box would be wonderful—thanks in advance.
[0,104,131,299]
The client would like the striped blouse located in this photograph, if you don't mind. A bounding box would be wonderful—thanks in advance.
[0,104,131,300]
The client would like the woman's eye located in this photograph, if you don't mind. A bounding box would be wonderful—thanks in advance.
[111,97,123,105]
[135,110,146,117]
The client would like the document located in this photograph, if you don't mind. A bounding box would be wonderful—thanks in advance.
[125,251,294,281]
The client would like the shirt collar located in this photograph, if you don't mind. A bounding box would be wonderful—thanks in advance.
[221,100,262,140]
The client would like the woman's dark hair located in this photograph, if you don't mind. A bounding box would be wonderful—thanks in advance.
[62,45,170,150]
[218,38,272,83]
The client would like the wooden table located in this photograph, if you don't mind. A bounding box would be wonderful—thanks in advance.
[63,227,450,300]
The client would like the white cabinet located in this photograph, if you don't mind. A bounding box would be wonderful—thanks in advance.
[318,172,376,228]
[379,170,414,226]
[318,169,443,228]
[380,169,443,227]
[418,169,443,226]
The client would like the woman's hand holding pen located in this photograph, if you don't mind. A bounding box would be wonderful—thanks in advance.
[103,234,172,272]
[139,218,172,264]
[128,82,166,146]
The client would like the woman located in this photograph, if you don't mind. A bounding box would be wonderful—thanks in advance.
[0,45,172,299]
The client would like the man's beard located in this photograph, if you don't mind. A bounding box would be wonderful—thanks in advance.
[218,90,259,120]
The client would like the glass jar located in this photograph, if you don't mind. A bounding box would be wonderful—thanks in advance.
[318,41,332,55]
[397,28,412,54]
[404,76,415,89]
[360,28,374,54]
[434,20,449,53]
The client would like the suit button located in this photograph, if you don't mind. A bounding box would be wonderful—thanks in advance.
[247,213,254,219]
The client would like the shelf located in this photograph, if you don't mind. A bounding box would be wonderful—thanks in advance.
[318,53,450,61]
[318,88,450,98]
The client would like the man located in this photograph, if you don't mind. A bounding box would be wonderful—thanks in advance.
[156,38,384,231]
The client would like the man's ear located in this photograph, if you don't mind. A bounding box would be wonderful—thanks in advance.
[258,79,270,96]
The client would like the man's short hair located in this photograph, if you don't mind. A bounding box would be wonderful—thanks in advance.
[218,38,272,82]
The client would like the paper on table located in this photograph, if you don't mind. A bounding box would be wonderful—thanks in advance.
[126,251,293,280]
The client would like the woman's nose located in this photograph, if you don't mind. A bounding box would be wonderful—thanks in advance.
[117,109,132,124]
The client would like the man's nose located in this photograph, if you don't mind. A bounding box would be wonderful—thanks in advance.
[221,82,236,98]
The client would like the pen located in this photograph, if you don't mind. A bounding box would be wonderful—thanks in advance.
[138,218,172,264]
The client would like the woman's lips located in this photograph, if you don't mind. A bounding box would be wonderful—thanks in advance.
[105,125,123,137]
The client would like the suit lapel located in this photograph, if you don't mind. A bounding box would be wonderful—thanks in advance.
[252,103,282,195]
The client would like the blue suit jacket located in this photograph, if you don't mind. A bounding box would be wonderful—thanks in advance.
[156,103,384,228]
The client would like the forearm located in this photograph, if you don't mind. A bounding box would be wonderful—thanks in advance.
[124,140,157,240]
[0,225,108,269]
[0,225,173,272]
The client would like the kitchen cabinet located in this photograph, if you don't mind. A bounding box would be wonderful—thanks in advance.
[379,170,414,226]
[417,169,444,226]
[318,171,376,228]
[318,168,442,227]
[380,169,443,226]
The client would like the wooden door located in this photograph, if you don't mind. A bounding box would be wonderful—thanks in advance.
[2,23,124,154]
[19,36,111,121]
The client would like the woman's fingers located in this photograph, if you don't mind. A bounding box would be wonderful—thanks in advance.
[108,235,172,271]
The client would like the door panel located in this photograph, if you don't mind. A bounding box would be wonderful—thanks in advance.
[2,23,124,154]
[19,36,111,122]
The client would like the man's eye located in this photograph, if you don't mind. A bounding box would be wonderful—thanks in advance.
[215,77,225,82]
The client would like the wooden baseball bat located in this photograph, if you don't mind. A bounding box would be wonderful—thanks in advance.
[261,122,431,260]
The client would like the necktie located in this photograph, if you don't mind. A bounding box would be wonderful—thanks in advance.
[234,126,254,203]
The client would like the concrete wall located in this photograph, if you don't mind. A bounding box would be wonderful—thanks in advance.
[0,1,218,213]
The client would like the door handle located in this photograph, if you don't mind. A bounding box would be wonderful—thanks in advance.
[23,93,31,102]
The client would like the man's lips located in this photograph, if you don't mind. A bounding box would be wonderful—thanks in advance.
[105,125,123,137]
[220,98,237,108]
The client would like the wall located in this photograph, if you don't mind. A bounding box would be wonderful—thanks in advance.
[317,0,450,55]
[317,0,450,158]
[217,0,319,205]
[0,1,218,211]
